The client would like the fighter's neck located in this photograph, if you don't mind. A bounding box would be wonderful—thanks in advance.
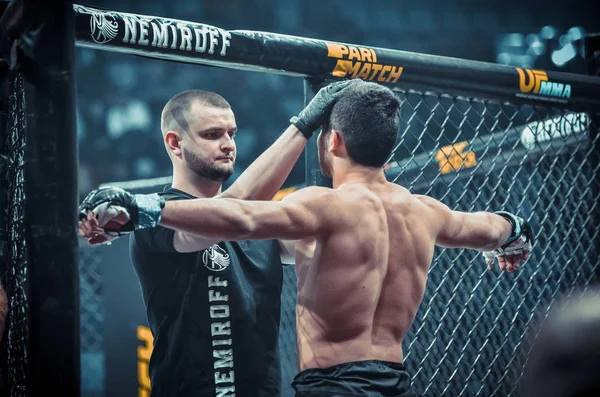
[171,171,223,198]
[332,164,387,189]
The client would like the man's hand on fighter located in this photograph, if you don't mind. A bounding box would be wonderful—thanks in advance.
[483,211,534,272]
[291,78,365,138]
[78,186,165,245]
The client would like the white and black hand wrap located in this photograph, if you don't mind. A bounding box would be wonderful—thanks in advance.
[483,211,534,263]
[78,186,165,233]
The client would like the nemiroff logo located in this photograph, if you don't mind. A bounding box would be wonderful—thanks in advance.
[516,67,571,103]
[75,5,231,57]
[326,43,403,83]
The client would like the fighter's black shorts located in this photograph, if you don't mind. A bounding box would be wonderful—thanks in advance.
[291,360,417,396]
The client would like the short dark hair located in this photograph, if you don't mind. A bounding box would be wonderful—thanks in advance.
[161,90,230,135]
[325,82,400,168]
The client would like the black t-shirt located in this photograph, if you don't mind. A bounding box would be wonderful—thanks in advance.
[129,187,284,397]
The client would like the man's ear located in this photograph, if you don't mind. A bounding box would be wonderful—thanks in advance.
[328,129,345,154]
[165,131,183,157]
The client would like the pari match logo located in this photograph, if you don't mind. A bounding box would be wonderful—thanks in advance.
[326,43,403,83]
[515,67,571,103]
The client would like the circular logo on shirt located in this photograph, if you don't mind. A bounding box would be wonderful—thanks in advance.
[203,244,231,272]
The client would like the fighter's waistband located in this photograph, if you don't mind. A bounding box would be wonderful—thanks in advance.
[292,359,415,397]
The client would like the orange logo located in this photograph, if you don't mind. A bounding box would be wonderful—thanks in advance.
[326,43,403,83]
[516,67,571,99]
[137,325,153,397]
[435,141,476,174]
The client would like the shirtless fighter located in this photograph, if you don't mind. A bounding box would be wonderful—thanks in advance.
[79,80,534,396]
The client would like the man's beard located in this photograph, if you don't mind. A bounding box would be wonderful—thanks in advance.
[182,147,234,182]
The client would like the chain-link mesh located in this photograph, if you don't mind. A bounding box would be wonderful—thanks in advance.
[79,245,105,396]
[381,89,599,397]
[279,266,299,396]
[5,71,28,397]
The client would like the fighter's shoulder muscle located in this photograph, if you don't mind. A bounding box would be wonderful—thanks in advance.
[281,186,347,226]
[413,194,447,213]
[411,193,451,232]
[282,185,339,205]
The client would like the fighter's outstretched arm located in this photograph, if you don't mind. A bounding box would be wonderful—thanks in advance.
[420,195,513,251]
[160,186,335,241]
[417,194,534,272]
[78,186,336,244]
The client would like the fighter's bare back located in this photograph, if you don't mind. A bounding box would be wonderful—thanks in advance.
[293,181,439,371]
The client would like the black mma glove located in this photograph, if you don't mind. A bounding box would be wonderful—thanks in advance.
[483,211,534,264]
[290,79,364,139]
[78,186,166,235]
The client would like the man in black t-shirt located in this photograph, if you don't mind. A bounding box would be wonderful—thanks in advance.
[79,82,357,397]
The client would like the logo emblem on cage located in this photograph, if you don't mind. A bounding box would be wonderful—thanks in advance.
[435,141,477,175]
[326,43,403,84]
[515,67,571,102]
[203,244,231,272]
[75,5,119,44]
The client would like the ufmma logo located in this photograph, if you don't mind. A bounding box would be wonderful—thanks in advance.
[203,245,231,272]
[516,67,571,102]
[75,5,119,44]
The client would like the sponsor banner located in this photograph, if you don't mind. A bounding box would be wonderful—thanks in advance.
[74,5,600,109]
